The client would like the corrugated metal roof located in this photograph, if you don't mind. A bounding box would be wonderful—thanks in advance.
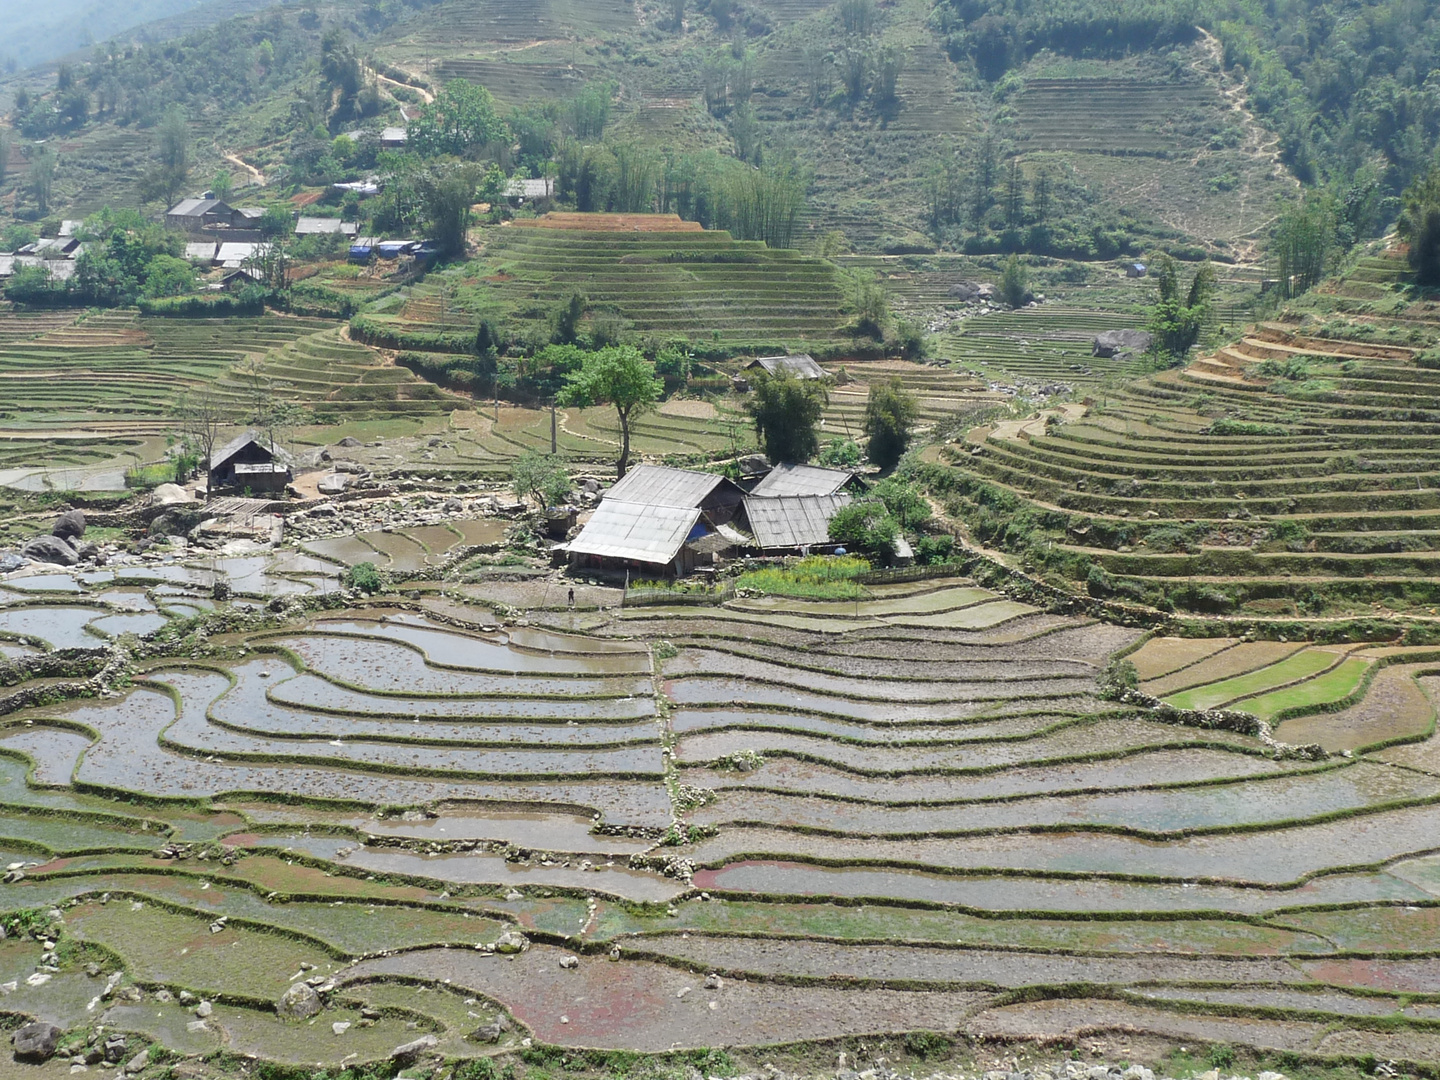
[568,500,700,565]
[745,354,827,379]
[744,494,852,550]
[750,463,855,498]
[295,216,357,235]
[216,242,263,263]
[605,464,728,509]
[185,242,218,261]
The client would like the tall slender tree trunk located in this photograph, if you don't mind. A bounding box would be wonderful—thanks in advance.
[617,408,631,479]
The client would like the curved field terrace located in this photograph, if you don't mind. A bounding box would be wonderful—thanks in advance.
[0,565,1437,1076]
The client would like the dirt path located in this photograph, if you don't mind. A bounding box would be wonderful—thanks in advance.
[370,65,434,104]
[223,152,265,186]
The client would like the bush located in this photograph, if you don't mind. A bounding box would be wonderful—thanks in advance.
[828,501,900,561]
[345,562,384,593]
[349,314,476,354]
[914,534,955,565]
[1098,658,1139,700]
[818,437,862,467]
[136,290,265,316]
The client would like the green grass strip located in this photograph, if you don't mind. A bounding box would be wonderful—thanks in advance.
[1166,649,1339,711]
[1233,656,1375,721]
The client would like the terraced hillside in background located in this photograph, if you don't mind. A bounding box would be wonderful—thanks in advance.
[932,249,1440,625]
[372,218,853,353]
[365,0,1287,255]
[3,563,1440,1069]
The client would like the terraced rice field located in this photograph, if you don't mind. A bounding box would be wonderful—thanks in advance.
[0,309,334,443]
[2,560,1440,1066]
[938,284,1440,620]
[377,218,852,351]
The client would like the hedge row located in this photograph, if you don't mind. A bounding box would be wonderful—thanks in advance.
[349,314,476,354]
[394,352,477,391]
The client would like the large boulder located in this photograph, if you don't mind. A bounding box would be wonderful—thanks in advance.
[316,473,350,496]
[275,980,322,1020]
[22,535,77,566]
[12,1021,62,1061]
[51,509,86,541]
[336,436,362,448]
[1093,329,1153,358]
[0,553,24,574]
[151,483,192,507]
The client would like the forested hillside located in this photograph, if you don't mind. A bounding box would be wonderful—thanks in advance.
[0,0,1436,258]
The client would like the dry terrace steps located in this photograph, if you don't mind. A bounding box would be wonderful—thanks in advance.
[948,319,1440,618]
[372,221,853,348]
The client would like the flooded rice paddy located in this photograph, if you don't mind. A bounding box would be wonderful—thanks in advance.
[3,572,1440,1063]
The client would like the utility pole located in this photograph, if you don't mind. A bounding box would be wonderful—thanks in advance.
[551,398,558,454]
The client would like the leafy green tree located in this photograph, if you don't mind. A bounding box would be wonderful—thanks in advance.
[999,255,1029,308]
[871,475,931,530]
[512,451,573,510]
[1146,255,1215,361]
[143,106,190,208]
[1401,166,1440,286]
[863,377,918,471]
[552,290,586,344]
[409,81,509,158]
[141,255,196,298]
[415,162,482,258]
[558,346,663,478]
[839,0,876,35]
[828,501,899,560]
[28,147,56,216]
[1273,198,1333,298]
[744,368,829,464]
[209,169,234,202]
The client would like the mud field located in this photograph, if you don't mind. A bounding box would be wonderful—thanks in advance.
[0,569,1439,1075]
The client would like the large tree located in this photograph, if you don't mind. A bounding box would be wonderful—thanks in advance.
[744,368,828,465]
[558,346,662,479]
[408,80,509,159]
[1146,255,1214,361]
[862,377,918,471]
[143,106,190,209]
[1401,166,1440,286]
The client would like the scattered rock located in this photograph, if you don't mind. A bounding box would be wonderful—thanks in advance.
[390,1034,439,1063]
[469,1017,509,1043]
[0,553,24,573]
[494,929,529,954]
[332,1022,351,1035]
[317,473,351,496]
[337,436,361,447]
[704,973,722,989]
[52,509,86,541]
[559,954,579,969]
[276,980,322,1020]
[124,1048,149,1074]
[194,1000,212,1018]
[12,1021,62,1061]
